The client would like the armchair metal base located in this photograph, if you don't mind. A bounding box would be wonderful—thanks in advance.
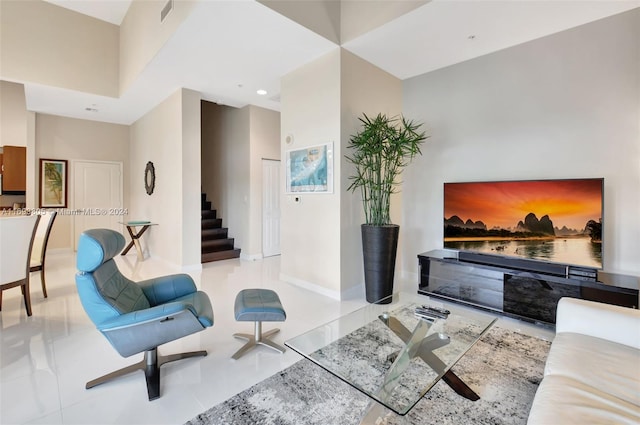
[86,347,207,401]
[232,321,286,360]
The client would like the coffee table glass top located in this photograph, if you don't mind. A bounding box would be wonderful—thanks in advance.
[285,292,497,415]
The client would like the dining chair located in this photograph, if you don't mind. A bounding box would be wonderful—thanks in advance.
[0,214,40,316]
[29,210,57,298]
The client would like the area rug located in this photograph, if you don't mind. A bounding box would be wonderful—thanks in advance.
[186,326,551,425]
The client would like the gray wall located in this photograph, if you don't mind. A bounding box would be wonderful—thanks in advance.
[401,9,640,275]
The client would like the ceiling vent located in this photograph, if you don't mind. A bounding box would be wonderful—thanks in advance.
[160,0,173,23]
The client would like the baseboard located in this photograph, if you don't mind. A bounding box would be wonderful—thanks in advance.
[400,270,419,281]
[340,283,364,300]
[240,252,263,261]
[279,273,341,300]
[181,263,203,272]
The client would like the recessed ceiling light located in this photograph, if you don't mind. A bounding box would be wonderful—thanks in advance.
[256,89,267,96]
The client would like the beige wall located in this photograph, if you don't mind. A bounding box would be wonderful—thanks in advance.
[0,0,118,97]
[201,101,250,253]
[0,81,35,208]
[201,102,280,259]
[248,106,281,257]
[280,48,403,299]
[259,1,341,44]
[340,1,427,43]
[180,89,202,267]
[35,114,130,249]
[280,49,342,298]
[130,88,201,268]
[339,49,402,293]
[402,9,640,275]
[120,0,196,95]
[0,81,27,147]
[258,0,426,44]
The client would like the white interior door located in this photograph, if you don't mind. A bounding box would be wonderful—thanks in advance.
[262,159,281,257]
[73,160,123,250]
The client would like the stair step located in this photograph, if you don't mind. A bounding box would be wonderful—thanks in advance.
[201,218,222,229]
[200,191,240,263]
[202,228,228,240]
[201,209,217,219]
[202,249,241,263]
[202,238,235,253]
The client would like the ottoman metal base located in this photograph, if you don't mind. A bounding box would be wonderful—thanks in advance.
[232,288,287,360]
[232,321,286,360]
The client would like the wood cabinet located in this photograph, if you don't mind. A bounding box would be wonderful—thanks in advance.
[1,146,26,192]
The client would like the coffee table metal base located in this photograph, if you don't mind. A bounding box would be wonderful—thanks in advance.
[381,314,480,401]
[285,292,497,422]
[360,401,409,425]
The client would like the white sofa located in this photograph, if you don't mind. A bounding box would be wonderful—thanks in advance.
[528,297,640,424]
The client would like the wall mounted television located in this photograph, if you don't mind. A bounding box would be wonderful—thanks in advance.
[443,178,604,270]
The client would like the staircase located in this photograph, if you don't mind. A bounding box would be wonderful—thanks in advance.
[201,193,241,263]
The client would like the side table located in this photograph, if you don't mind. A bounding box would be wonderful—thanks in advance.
[119,221,157,261]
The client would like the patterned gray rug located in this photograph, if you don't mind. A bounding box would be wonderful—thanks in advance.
[186,326,551,425]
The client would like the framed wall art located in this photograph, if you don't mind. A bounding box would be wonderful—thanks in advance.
[40,158,68,208]
[286,143,333,194]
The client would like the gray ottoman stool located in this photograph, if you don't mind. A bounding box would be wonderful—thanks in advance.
[232,288,287,360]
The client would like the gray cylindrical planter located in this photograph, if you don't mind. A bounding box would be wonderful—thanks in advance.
[361,224,399,304]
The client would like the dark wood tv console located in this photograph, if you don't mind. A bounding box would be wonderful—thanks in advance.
[417,249,639,326]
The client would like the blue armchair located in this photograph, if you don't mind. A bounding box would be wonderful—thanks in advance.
[75,229,213,400]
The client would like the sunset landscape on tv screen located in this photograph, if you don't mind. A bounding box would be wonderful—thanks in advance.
[443,179,603,269]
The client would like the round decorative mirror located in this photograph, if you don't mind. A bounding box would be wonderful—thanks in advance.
[145,161,155,195]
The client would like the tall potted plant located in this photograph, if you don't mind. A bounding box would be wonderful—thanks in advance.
[346,113,427,303]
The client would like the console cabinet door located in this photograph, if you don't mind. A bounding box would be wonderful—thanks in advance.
[2,146,26,191]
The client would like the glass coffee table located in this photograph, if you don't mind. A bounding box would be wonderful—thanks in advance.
[285,292,497,422]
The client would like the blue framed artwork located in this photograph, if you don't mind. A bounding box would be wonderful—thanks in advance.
[286,143,333,193]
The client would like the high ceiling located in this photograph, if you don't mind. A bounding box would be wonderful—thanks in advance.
[27,0,640,125]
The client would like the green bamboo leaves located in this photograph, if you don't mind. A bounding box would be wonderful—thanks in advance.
[346,113,427,226]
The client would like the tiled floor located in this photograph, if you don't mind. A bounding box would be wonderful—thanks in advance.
[0,251,554,425]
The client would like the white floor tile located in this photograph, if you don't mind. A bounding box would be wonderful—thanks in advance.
[0,250,554,425]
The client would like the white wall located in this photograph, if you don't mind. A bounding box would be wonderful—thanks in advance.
[0,1,118,97]
[130,88,201,268]
[35,113,130,249]
[402,9,640,275]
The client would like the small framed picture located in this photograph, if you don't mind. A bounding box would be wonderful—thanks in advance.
[286,143,333,194]
[40,158,68,208]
